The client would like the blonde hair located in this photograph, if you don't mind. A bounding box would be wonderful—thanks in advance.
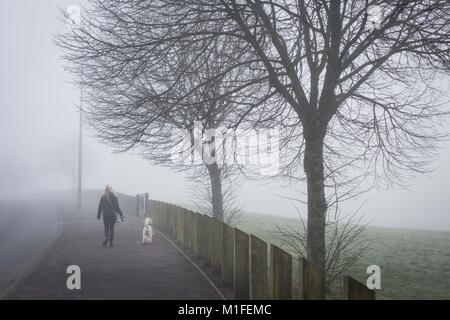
[105,185,114,194]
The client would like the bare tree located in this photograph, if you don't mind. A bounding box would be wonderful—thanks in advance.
[276,206,372,294]
[56,0,450,291]
[56,8,248,221]
[190,171,245,226]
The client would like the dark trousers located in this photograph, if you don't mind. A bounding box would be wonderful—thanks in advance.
[103,214,116,243]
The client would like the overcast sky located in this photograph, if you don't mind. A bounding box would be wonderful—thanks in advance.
[1,0,449,231]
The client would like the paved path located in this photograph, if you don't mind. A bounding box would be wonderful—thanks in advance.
[5,209,221,300]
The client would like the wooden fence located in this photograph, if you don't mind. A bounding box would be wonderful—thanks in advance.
[145,198,375,300]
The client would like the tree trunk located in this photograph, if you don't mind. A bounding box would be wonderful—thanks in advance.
[207,163,224,221]
[303,130,327,289]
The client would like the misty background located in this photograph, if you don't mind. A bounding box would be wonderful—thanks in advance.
[1,0,449,231]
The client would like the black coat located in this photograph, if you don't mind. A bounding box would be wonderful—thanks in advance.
[97,193,124,221]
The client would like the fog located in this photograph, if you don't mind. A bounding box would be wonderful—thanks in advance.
[1,0,449,231]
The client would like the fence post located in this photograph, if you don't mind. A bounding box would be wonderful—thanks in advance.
[167,204,171,234]
[178,207,183,244]
[270,244,292,300]
[166,204,171,236]
[155,201,160,228]
[299,257,325,300]
[342,275,375,300]
[197,214,205,260]
[212,218,223,276]
[148,200,153,222]
[250,235,268,300]
[204,215,213,267]
[190,212,197,255]
[156,201,159,227]
[161,203,166,232]
[177,207,182,244]
[144,193,149,217]
[233,228,250,300]
[172,206,177,240]
[166,204,170,236]
[171,206,176,240]
[145,198,149,218]
[165,204,170,235]
[150,200,154,219]
[222,223,234,288]
[154,201,158,227]
[166,203,170,234]
[184,208,190,248]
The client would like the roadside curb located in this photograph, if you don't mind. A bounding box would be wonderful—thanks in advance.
[0,203,64,299]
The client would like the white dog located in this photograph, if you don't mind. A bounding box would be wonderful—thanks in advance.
[142,217,153,245]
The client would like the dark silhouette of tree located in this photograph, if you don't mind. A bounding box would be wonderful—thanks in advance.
[190,173,245,226]
[57,11,249,221]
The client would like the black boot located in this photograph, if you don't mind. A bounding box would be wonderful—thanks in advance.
[102,238,109,247]
[109,241,114,247]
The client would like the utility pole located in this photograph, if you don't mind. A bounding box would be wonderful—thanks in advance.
[77,87,83,213]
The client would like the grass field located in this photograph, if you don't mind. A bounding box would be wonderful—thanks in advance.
[235,212,450,299]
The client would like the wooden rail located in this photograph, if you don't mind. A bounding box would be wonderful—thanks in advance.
[145,198,375,300]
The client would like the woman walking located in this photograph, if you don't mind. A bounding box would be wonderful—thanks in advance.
[97,185,124,247]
